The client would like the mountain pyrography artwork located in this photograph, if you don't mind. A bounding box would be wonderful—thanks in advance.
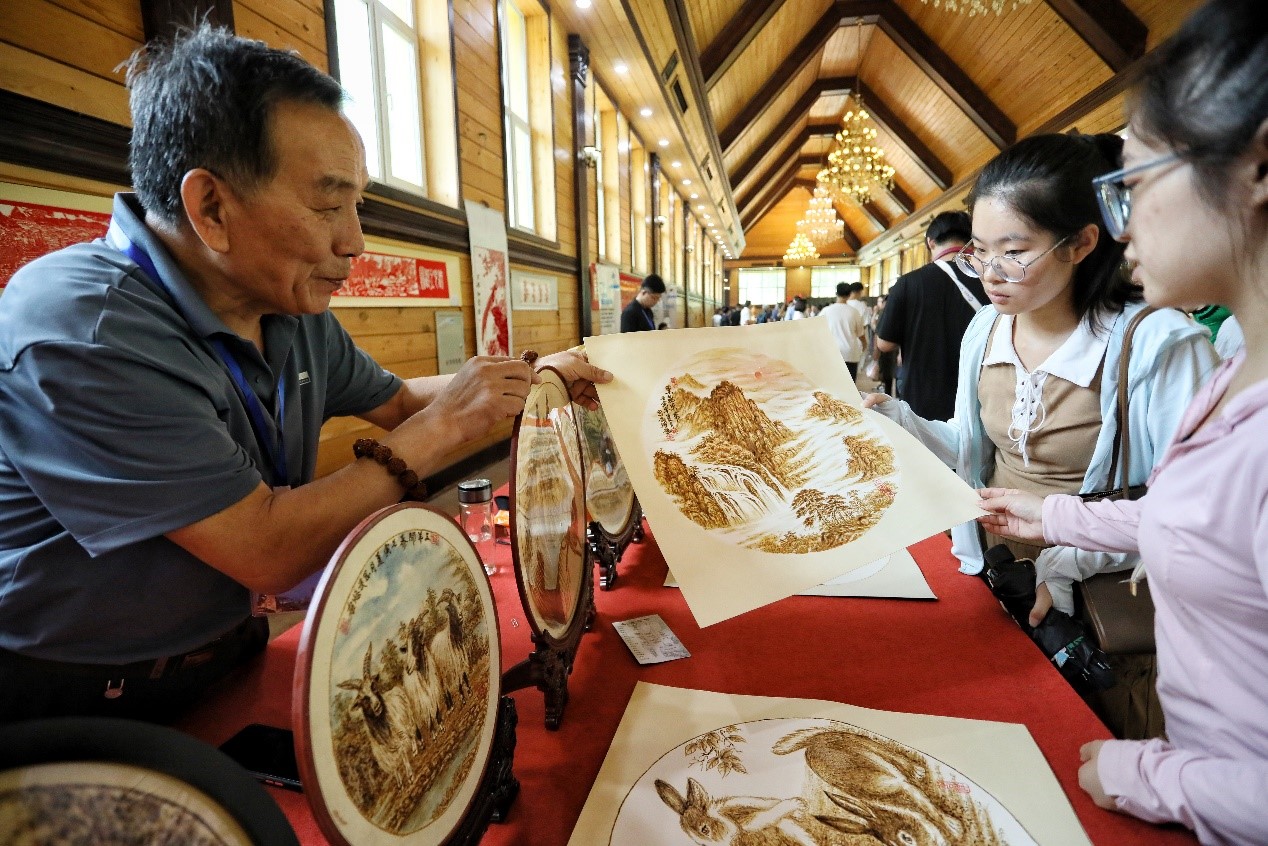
[586,320,983,626]
[647,349,897,555]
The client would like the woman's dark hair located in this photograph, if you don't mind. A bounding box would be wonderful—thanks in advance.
[125,25,345,225]
[967,133,1138,329]
[1128,0,1268,209]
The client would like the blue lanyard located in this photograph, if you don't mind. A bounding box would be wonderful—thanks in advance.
[644,307,656,329]
[106,224,290,486]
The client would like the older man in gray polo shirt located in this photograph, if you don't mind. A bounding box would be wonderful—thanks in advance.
[0,27,608,722]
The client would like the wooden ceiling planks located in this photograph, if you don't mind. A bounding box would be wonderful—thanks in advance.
[683,0,744,68]
[708,0,837,137]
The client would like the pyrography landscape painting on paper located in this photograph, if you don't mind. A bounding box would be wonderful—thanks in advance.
[645,349,898,554]
[328,529,495,836]
[578,404,636,537]
[515,372,586,639]
[612,719,1034,846]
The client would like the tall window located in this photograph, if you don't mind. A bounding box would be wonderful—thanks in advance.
[333,0,425,192]
[736,268,786,306]
[811,265,861,297]
[502,1,533,230]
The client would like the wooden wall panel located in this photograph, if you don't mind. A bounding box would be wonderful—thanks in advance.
[234,2,326,70]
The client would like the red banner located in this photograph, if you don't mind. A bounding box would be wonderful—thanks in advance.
[342,251,451,299]
[0,200,111,289]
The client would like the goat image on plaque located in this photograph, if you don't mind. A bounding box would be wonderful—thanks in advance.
[294,503,505,845]
[569,683,1091,846]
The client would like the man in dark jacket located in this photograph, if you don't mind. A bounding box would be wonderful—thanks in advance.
[620,274,665,332]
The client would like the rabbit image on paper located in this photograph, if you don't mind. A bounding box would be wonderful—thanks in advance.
[654,777,847,846]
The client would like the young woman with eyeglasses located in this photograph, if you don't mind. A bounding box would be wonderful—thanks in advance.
[977,0,1267,840]
[866,130,1217,612]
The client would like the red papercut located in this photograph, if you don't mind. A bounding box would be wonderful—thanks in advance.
[340,251,451,299]
[475,246,509,356]
[0,199,111,289]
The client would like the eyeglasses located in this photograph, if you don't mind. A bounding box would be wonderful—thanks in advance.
[1092,151,1182,240]
[955,234,1073,283]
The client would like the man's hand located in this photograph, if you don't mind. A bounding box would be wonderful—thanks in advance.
[1078,741,1118,810]
[408,355,534,445]
[977,487,1046,544]
[861,392,892,409]
[536,349,612,410]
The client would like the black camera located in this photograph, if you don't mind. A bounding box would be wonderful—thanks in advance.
[982,544,1116,694]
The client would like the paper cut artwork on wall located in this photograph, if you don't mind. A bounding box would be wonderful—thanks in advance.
[648,348,897,554]
[295,504,502,846]
[585,320,982,626]
[568,683,1090,846]
[513,368,588,640]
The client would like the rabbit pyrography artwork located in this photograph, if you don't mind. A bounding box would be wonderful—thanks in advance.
[612,719,1036,846]
[646,349,898,554]
[327,528,495,836]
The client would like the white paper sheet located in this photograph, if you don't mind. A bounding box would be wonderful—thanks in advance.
[612,614,690,664]
[568,683,1090,846]
[586,321,982,626]
[666,547,935,599]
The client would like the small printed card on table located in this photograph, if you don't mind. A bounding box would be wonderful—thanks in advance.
[613,615,690,665]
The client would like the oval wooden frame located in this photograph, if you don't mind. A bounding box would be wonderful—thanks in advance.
[576,402,640,546]
[293,502,503,846]
[508,365,591,652]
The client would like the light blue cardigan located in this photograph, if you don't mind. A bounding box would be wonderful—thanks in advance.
[873,301,1219,611]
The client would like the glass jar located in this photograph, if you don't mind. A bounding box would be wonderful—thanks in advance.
[458,478,496,575]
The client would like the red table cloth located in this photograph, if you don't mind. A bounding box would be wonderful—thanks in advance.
[179,523,1196,845]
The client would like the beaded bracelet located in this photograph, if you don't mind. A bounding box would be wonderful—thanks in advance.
[353,438,428,500]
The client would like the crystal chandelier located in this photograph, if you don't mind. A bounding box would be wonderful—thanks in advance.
[818,94,895,205]
[784,233,819,264]
[798,184,845,246]
[918,0,1032,15]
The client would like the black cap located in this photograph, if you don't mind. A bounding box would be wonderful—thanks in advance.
[457,478,493,503]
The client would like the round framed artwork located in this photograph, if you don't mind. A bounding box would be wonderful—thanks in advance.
[509,365,590,647]
[0,717,297,846]
[576,402,639,545]
[294,503,503,846]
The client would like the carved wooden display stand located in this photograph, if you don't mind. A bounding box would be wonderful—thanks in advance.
[443,696,520,842]
[588,498,643,591]
[500,567,594,730]
[503,366,594,731]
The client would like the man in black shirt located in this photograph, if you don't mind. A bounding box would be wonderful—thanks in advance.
[620,274,665,332]
[874,212,987,421]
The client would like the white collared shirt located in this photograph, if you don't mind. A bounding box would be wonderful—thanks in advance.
[981,313,1111,466]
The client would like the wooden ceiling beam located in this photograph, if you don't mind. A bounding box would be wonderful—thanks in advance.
[874,4,1015,148]
[716,2,886,148]
[721,75,855,156]
[741,158,801,219]
[733,122,839,207]
[701,0,794,89]
[1045,0,1147,72]
[741,165,801,231]
[855,81,952,189]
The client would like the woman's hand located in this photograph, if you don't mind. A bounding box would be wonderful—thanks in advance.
[977,487,1046,544]
[1029,582,1054,627]
[861,392,892,409]
[536,349,612,410]
[1078,741,1117,810]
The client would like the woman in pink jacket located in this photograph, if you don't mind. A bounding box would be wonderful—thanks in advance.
[979,1,1267,842]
